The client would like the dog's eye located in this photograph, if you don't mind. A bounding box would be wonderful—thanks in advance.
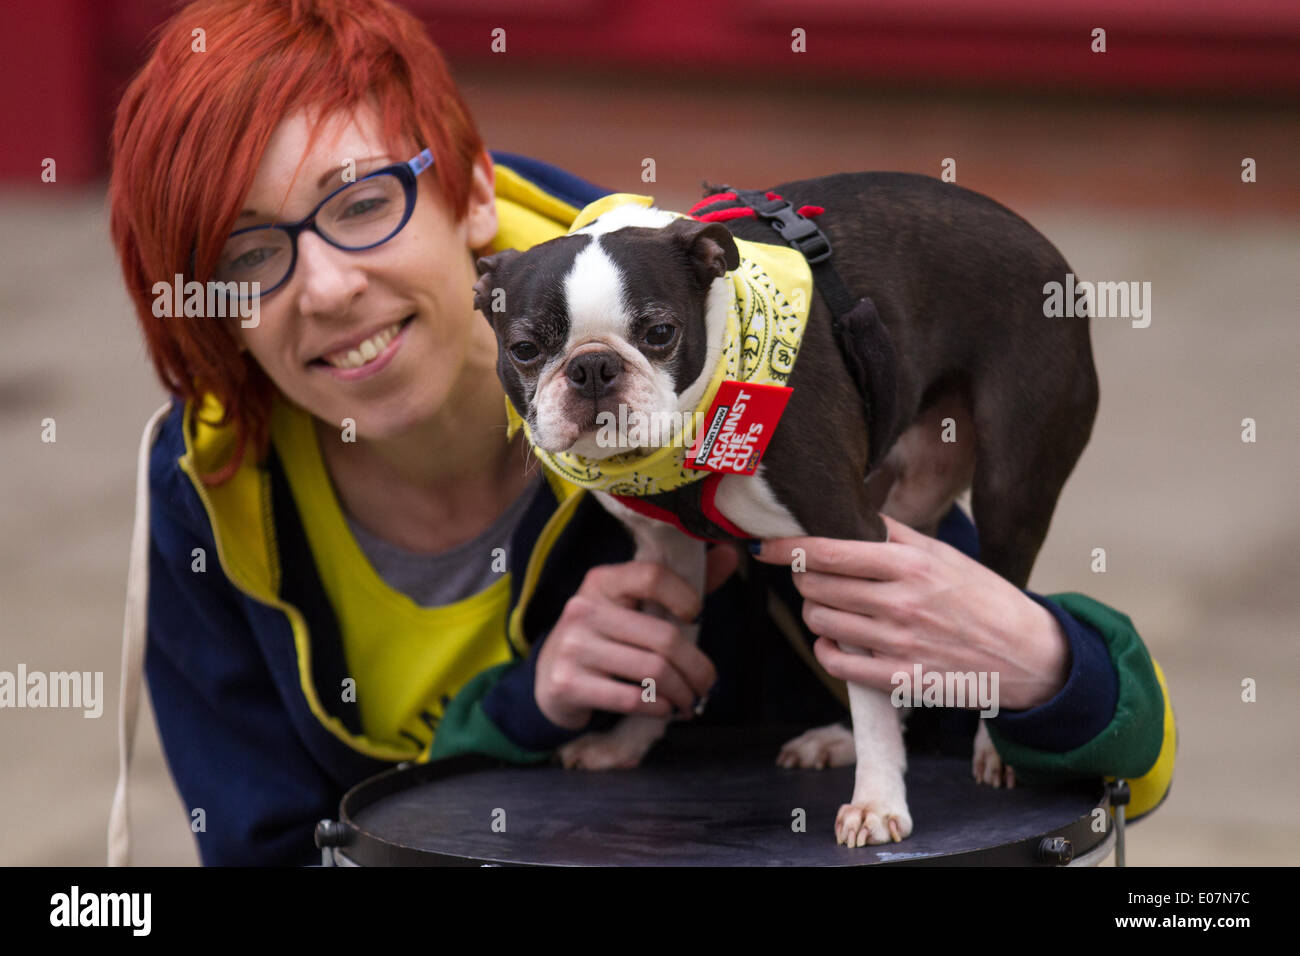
[509,341,540,363]
[644,323,676,347]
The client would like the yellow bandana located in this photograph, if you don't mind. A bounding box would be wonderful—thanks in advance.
[505,193,813,496]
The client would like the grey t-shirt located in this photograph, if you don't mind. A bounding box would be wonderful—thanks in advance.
[342,472,542,607]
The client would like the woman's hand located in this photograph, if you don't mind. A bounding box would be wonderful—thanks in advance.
[535,544,739,730]
[751,515,1071,712]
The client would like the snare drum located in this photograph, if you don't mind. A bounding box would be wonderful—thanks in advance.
[316,725,1114,866]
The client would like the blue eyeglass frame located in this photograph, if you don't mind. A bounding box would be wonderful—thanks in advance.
[206,148,435,300]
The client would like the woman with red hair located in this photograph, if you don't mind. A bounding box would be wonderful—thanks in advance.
[108,0,1174,866]
[108,0,733,866]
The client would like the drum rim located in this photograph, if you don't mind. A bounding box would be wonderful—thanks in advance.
[333,755,1113,867]
[339,753,516,866]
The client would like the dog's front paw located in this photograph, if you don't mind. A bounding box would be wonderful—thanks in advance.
[776,723,856,769]
[556,716,666,771]
[557,731,646,770]
[835,799,913,847]
[972,722,1016,788]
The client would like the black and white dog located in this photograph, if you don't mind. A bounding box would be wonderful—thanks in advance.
[473,173,1098,846]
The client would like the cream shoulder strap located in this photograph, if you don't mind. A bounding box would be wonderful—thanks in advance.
[107,401,172,866]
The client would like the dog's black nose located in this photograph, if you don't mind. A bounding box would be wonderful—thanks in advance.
[565,351,623,398]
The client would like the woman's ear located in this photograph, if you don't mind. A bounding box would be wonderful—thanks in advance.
[463,148,498,251]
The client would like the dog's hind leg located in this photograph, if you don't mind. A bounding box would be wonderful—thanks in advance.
[967,354,1098,590]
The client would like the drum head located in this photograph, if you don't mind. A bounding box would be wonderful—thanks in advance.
[335,725,1109,866]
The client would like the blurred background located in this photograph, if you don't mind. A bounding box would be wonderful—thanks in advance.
[1,0,1297,866]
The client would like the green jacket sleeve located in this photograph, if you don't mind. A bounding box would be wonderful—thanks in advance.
[427,662,555,765]
[986,592,1177,821]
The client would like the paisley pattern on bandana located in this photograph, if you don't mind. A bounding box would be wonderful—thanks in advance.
[506,195,813,497]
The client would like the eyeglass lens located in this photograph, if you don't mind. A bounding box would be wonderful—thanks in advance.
[215,172,408,287]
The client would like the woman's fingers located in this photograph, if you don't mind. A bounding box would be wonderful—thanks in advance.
[536,614,684,727]
[811,635,909,693]
[790,567,883,621]
[800,598,907,657]
[536,560,718,729]
[793,569,892,618]
[579,598,716,699]
[562,669,674,719]
[750,534,917,581]
[581,561,701,623]
[572,631,700,716]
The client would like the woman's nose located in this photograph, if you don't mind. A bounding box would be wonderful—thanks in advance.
[293,231,368,317]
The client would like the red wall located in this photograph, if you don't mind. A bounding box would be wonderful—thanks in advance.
[3,0,1297,185]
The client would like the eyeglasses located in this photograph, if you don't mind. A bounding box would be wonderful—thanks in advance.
[211,148,435,300]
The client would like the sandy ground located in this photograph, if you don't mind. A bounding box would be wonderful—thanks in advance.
[1,73,1297,866]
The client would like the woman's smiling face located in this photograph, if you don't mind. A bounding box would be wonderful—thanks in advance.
[229,103,498,438]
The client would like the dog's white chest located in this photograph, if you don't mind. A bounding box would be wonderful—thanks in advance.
[710,468,804,539]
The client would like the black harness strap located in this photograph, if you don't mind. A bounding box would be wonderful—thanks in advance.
[694,186,899,471]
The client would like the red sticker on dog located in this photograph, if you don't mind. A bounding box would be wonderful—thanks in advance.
[685,380,793,474]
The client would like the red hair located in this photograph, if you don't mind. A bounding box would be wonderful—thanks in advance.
[109,0,485,485]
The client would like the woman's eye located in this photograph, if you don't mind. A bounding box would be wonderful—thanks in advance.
[644,323,676,347]
[509,341,540,362]
[340,196,389,219]
[230,247,278,271]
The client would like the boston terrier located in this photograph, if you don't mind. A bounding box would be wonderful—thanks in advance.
[473,172,1098,846]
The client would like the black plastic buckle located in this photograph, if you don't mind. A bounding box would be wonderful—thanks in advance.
[785,226,832,265]
[739,192,833,265]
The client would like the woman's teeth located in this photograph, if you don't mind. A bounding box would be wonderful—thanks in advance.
[321,320,405,369]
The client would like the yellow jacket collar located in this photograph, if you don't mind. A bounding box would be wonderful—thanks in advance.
[506,193,814,497]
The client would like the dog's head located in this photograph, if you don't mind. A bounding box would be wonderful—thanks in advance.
[473,212,739,458]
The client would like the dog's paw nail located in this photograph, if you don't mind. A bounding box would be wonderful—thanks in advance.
[836,801,913,845]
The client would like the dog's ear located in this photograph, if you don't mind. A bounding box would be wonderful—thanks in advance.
[472,248,522,321]
[664,218,740,288]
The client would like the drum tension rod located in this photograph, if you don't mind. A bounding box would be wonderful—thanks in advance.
[1107,779,1131,868]
[315,818,351,867]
